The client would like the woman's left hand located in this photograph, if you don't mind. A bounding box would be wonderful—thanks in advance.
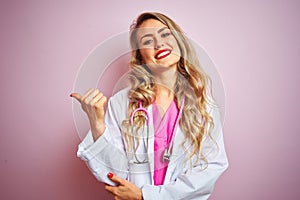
[104,172,143,200]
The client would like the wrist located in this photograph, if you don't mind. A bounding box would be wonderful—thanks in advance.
[90,122,105,141]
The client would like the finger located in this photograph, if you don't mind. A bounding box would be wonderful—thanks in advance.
[107,172,124,185]
[81,88,96,102]
[70,93,82,103]
[90,92,104,106]
[94,95,107,110]
[83,89,100,104]
[104,184,115,194]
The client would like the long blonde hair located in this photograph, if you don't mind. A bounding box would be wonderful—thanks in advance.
[123,12,215,167]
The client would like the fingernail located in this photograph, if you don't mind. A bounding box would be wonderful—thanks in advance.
[69,93,73,97]
[107,172,114,179]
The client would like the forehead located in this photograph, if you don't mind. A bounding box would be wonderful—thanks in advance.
[139,18,166,29]
[136,19,168,38]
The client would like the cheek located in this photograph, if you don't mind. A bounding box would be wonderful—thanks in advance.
[168,39,181,55]
[139,48,154,61]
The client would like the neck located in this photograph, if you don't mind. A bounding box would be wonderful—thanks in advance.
[154,70,177,105]
[155,84,174,99]
[153,68,177,93]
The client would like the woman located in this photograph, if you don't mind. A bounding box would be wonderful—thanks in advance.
[71,12,228,200]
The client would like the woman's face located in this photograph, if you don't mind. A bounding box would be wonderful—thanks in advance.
[136,19,181,72]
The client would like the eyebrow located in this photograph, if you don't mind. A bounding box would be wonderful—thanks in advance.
[139,27,169,42]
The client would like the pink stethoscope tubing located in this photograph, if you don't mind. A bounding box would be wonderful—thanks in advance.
[130,101,150,126]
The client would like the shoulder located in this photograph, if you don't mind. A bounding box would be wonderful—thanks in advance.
[205,98,222,122]
[105,88,130,124]
[107,87,130,115]
[109,87,130,104]
[205,101,224,139]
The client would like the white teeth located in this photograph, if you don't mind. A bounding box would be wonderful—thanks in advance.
[157,51,170,59]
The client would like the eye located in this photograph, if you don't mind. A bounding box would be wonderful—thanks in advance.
[142,39,153,46]
[161,32,171,38]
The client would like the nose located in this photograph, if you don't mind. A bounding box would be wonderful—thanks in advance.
[154,38,164,49]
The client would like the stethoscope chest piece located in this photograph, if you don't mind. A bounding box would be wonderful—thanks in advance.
[162,148,171,162]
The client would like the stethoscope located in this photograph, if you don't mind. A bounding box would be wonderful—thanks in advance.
[129,97,185,164]
[130,101,150,164]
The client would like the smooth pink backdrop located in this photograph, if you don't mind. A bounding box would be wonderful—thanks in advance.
[1,0,299,199]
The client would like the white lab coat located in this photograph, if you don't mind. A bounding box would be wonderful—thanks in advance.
[77,88,228,200]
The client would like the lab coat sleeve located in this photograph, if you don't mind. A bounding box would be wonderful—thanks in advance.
[141,107,229,200]
[77,93,129,186]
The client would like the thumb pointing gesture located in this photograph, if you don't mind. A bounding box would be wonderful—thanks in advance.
[70,88,107,141]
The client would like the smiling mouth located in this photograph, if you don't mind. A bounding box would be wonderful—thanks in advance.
[155,49,172,60]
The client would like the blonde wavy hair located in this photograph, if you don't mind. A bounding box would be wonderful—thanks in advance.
[122,12,215,167]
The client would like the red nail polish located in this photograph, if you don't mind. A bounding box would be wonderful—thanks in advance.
[70,94,73,97]
[107,172,114,179]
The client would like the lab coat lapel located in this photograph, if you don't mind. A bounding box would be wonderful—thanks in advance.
[164,126,185,183]
[146,105,155,184]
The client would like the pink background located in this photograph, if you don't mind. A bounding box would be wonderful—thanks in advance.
[1,0,300,199]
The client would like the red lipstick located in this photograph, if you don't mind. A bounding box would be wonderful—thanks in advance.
[155,49,171,60]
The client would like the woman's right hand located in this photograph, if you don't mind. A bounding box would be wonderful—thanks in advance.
[70,88,107,141]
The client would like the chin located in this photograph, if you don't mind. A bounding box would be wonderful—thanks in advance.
[157,58,180,67]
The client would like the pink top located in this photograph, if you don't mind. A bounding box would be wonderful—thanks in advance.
[152,101,179,185]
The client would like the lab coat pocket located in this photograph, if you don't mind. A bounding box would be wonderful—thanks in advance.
[128,161,152,188]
